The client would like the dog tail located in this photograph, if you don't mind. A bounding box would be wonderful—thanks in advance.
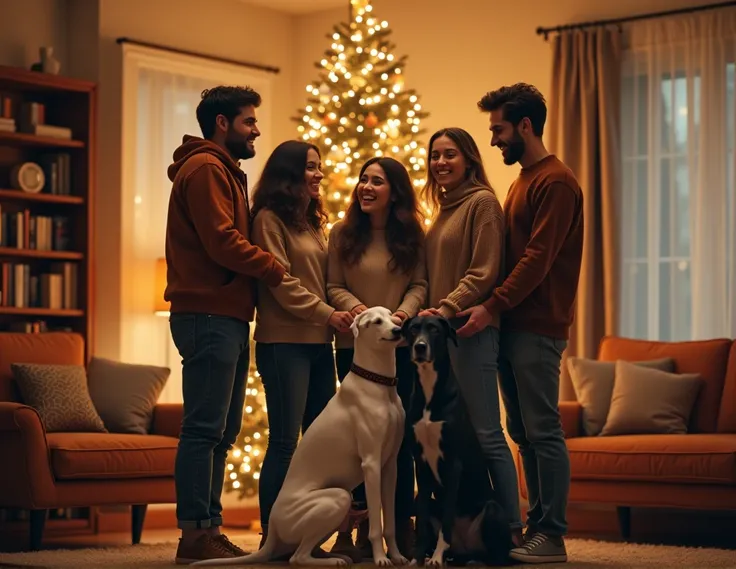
[191,531,277,566]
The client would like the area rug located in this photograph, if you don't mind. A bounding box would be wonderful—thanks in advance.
[1,535,735,568]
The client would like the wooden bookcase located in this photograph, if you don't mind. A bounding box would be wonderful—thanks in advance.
[0,66,96,535]
[0,65,95,357]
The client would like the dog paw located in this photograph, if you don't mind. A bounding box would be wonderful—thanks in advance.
[389,553,409,566]
[426,556,445,569]
[374,555,393,567]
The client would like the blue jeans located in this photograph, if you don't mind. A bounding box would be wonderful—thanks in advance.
[256,342,337,527]
[447,317,523,531]
[169,313,251,530]
[497,330,570,537]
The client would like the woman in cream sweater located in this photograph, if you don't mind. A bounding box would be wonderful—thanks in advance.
[250,140,353,545]
[327,156,427,561]
[419,127,523,543]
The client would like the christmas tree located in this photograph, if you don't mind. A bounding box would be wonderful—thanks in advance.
[295,0,431,228]
[223,364,269,499]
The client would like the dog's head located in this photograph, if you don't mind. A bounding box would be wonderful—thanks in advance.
[400,314,457,364]
[350,306,402,346]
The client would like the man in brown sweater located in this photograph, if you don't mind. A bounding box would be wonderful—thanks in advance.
[457,83,583,564]
[164,86,285,564]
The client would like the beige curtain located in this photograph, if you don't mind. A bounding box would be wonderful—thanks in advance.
[547,28,622,400]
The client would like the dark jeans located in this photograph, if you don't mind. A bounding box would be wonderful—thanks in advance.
[335,346,416,522]
[497,330,570,537]
[256,342,337,527]
[169,313,251,530]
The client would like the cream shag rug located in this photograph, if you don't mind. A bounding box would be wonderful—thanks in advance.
[0,534,735,569]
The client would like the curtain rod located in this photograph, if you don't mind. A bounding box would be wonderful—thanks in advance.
[115,37,280,74]
[536,0,736,40]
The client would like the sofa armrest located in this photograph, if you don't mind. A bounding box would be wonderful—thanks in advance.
[0,402,56,508]
[560,401,583,438]
[151,403,183,438]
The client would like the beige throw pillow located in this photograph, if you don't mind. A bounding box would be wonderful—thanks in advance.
[599,360,702,436]
[567,356,675,436]
[87,357,171,435]
[11,363,107,433]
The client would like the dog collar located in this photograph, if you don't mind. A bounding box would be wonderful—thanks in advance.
[350,362,397,387]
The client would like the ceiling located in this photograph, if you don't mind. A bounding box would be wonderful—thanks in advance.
[240,0,347,14]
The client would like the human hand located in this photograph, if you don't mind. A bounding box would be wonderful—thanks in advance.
[455,305,493,338]
[391,311,408,325]
[329,310,354,333]
[417,308,441,318]
[351,304,368,317]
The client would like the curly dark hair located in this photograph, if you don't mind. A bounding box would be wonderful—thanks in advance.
[336,157,424,275]
[196,86,261,139]
[477,83,547,137]
[250,140,328,232]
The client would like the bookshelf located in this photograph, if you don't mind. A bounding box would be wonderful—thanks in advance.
[0,65,95,352]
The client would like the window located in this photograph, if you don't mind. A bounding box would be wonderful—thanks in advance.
[620,52,735,342]
[120,43,273,401]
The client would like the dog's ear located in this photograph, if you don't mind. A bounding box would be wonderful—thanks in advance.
[440,317,458,346]
[400,316,414,339]
[350,310,366,338]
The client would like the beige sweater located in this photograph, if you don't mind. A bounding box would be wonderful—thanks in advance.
[251,208,334,344]
[425,184,504,326]
[327,222,428,349]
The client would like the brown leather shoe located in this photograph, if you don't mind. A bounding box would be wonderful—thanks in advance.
[175,534,236,564]
[213,533,249,556]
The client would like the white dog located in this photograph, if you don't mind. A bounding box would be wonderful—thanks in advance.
[194,306,409,567]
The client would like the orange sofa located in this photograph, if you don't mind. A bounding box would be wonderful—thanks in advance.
[0,332,183,550]
[516,336,736,539]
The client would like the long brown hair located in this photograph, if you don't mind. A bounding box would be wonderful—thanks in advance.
[421,127,495,216]
[251,140,328,231]
[336,157,424,274]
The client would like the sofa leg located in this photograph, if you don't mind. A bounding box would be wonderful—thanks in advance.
[616,506,631,540]
[131,504,148,545]
[29,509,47,550]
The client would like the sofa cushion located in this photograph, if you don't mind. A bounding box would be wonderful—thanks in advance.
[47,432,178,480]
[87,357,171,435]
[11,363,107,433]
[567,356,675,436]
[565,434,736,485]
[600,360,702,436]
[598,337,732,433]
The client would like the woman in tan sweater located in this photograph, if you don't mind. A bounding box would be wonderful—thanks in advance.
[250,140,353,544]
[327,156,427,560]
[419,127,523,542]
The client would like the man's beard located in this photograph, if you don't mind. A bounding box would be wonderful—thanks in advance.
[226,130,255,160]
[500,130,525,165]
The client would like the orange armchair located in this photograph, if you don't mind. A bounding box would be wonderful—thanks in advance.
[0,332,182,550]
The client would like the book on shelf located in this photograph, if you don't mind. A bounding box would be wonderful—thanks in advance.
[0,261,78,310]
[0,206,71,250]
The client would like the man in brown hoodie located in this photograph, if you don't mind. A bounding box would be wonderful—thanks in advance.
[164,86,285,563]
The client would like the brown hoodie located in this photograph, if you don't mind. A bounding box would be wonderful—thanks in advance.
[164,135,285,322]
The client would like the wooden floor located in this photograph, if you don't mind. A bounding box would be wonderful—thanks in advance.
[1,504,734,553]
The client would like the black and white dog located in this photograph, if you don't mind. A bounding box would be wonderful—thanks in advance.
[401,315,513,567]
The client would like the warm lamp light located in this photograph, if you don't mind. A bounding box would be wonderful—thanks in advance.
[154,257,170,317]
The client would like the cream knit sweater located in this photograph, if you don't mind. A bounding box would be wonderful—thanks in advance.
[425,184,504,326]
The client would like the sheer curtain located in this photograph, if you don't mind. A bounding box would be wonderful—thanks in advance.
[620,8,736,342]
[120,43,273,403]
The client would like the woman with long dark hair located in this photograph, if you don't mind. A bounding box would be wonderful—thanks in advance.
[419,127,523,544]
[250,140,354,546]
[326,156,427,561]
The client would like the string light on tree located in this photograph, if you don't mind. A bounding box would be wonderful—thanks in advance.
[294,0,433,228]
[223,366,268,499]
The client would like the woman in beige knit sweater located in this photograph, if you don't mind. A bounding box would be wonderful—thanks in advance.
[419,127,523,542]
[250,140,353,545]
[327,156,427,561]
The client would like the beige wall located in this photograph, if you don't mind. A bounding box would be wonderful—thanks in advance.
[0,0,718,360]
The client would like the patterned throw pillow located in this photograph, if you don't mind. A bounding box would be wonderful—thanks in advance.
[11,363,107,433]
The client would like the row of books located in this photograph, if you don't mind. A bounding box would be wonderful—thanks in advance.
[0,207,72,251]
[0,98,73,139]
[0,261,79,310]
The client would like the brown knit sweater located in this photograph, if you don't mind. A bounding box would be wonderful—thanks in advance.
[425,184,504,325]
[327,221,428,349]
[251,208,334,344]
